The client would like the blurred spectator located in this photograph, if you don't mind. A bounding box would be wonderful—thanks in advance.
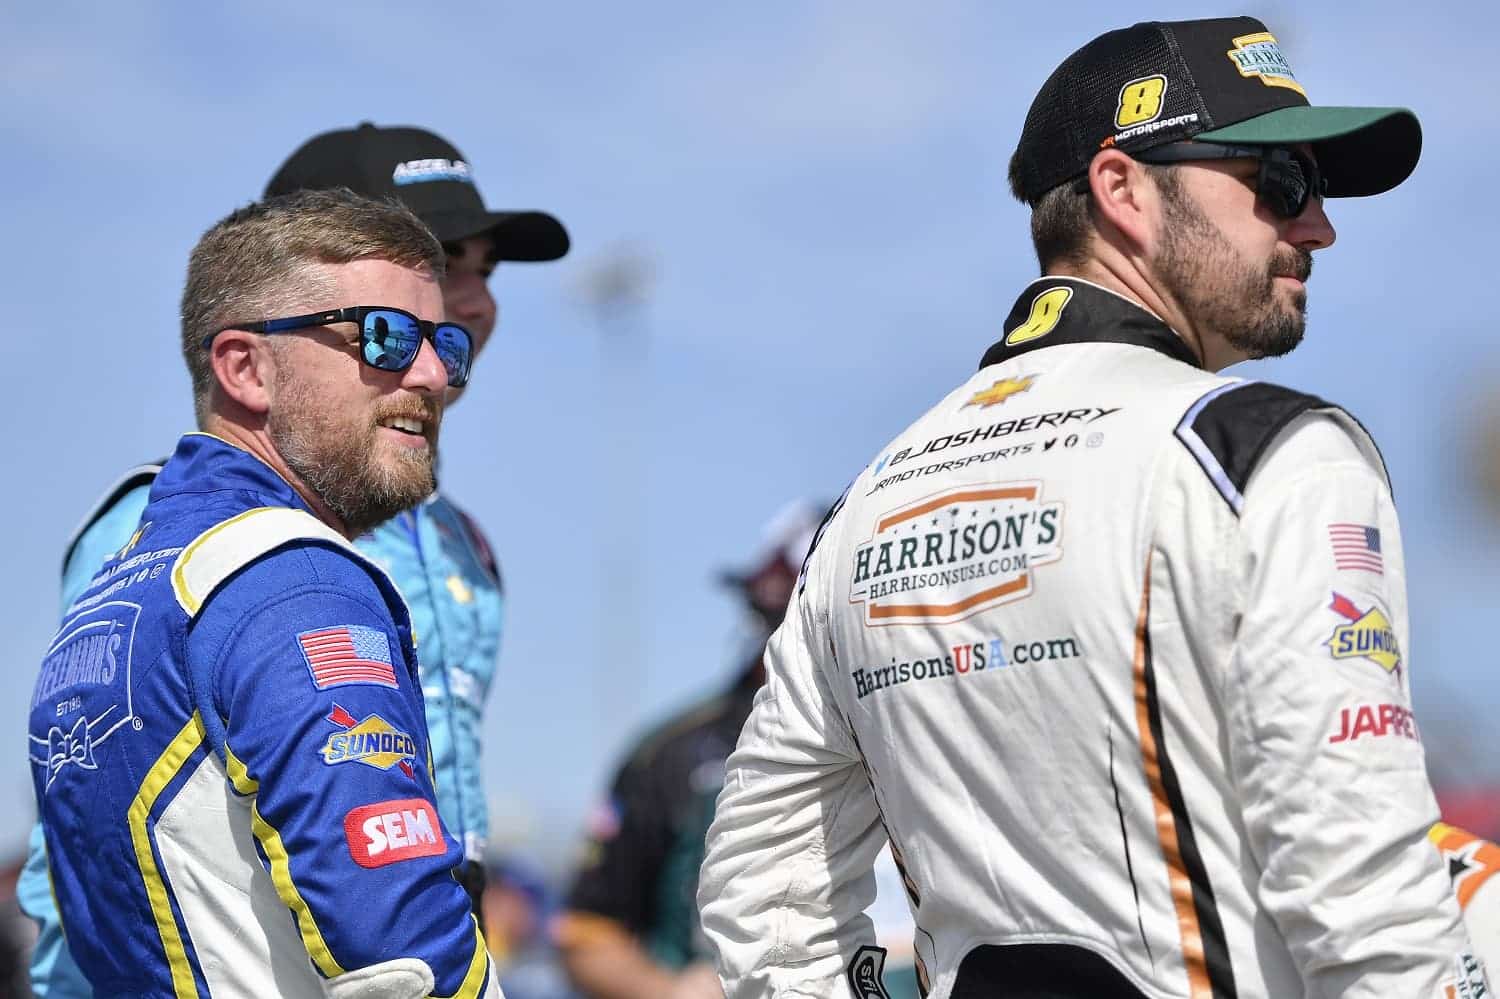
[484,857,583,999]
[0,855,32,998]
[553,500,920,999]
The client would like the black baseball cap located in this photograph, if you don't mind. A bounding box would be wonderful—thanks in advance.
[1010,17,1421,203]
[265,122,569,261]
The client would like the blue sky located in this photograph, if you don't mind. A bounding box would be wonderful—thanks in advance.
[5,1,1499,866]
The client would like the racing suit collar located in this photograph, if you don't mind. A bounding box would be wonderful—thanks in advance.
[151,432,315,515]
[980,277,1201,371]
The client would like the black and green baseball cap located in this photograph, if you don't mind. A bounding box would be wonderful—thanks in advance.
[1009,16,1421,203]
[266,123,570,262]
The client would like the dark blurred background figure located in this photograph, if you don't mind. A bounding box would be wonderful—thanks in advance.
[483,856,584,999]
[0,856,32,998]
[552,500,920,999]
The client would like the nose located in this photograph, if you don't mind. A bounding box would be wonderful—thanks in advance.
[1289,196,1336,251]
[401,335,451,396]
[443,273,497,347]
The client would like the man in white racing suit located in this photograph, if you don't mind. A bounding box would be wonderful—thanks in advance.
[698,15,1485,999]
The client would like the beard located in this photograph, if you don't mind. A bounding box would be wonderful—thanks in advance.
[1155,174,1313,360]
[268,371,439,536]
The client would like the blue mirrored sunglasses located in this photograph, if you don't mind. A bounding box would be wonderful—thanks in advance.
[203,306,473,388]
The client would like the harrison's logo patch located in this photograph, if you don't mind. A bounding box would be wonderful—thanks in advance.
[849,483,1062,626]
[1326,592,1401,677]
[1226,32,1306,97]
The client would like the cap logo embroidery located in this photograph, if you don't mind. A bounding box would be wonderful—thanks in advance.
[1225,32,1306,97]
[1006,287,1073,346]
[1115,75,1167,128]
[392,158,474,186]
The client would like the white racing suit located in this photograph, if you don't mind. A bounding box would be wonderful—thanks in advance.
[698,277,1483,999]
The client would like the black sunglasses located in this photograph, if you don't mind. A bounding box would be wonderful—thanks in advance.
[1132,141,1327,220]
[203,306,473,388]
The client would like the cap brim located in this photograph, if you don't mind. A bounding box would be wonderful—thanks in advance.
[428,209,571,262]
[1196,106,1421,198]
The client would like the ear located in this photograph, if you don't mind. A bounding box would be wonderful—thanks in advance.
[209,330,275,416]
[1085,148,1158,255]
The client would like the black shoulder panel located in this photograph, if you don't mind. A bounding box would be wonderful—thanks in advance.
[60,460,166,574]
[1174,382,1333,516]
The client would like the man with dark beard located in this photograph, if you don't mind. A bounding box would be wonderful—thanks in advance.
[699,16,1487,999]
[25,189,504,998]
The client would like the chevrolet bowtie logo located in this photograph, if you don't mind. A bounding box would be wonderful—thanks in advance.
[964,375,1036,409]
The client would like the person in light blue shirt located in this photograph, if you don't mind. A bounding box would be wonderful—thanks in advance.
[20,123,568,996]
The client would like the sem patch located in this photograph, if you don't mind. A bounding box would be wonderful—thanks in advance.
[849,482,1063,626]
[344,798,445,869]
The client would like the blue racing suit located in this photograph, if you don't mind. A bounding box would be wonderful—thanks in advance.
[21,446,503,996]
[25,433,497,996]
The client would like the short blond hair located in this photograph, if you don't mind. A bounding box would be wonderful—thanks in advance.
[179,187,444,424]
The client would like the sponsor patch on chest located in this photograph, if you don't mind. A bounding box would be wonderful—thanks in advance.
[849,483,1063,626]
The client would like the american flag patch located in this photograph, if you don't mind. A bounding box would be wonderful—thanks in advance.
[1328,523,1383,574]
[298,625,398,689]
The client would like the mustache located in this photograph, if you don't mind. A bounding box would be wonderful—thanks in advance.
[374,398,441,426]
[1273,247,1313,282]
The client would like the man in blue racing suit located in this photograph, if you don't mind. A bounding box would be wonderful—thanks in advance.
[20,124,568,996]
[27,188,502,996]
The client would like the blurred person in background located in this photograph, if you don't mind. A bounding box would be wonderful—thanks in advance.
[19,122,568,997]
[553,501,920,999]
[483,857,584,999]
[698,15,1485,998]
[27,188,500,996]
[0,856,30,997]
